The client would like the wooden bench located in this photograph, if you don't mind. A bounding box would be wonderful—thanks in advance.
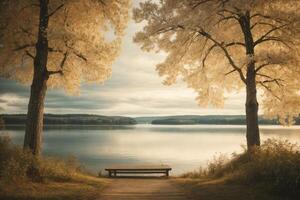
[105,164,172,177]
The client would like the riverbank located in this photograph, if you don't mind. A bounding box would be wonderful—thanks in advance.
[175,138,300,200]
[0,136,107,200]
[1,135,299,200]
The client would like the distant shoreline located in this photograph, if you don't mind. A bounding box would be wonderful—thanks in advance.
[0,114,137,126]
[1,114,299,126]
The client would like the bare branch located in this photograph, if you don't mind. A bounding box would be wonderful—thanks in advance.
[225,42,245,47]
[73,52,87,62]
[197,29,246,84]
[256,73,284,87]
[251,22,280,30]
[49,41,87,63]
[255,36,292,49]
[48,3,64,18]
[47,49,68,75]
[48,47,63,53]
[257,82,281,100]
[60,52,68,68]
[13,43,35,51]
[202,44,218,68]
[216,15,239,25]
[250,13,289,24]
[225,69,236,76]
[25,50,35,59]
[47,70,63,76]
[254,23,290,47]
[255,63,271,72]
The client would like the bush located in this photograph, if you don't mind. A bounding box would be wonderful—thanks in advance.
[182,138,300,197]
[0,136,84,183]
[0,136,34,182]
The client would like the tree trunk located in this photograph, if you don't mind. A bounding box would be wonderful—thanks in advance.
[245,62,260,149]
[239,11,261,150]
[23,0,49,156]
[24,75,48,155]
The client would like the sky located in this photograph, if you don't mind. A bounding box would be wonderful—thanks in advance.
[0,1,246,117]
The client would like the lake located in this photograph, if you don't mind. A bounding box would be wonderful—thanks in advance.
[1,124,300,175]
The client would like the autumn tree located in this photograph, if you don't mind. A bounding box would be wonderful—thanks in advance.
[134,0,300,149]
[0,0,130,155]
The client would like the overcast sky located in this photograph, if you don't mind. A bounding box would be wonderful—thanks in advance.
[0,2,246,117]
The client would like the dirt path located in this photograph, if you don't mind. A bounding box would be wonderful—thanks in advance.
[99,178,188,200]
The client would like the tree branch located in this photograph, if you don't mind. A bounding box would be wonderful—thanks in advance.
[255,63,271,72]
[48,3,64,18]
[47,70,63,76]
[73,52,87,62]
[48,47,63,53]
[202,44,218,68]
[250,13,289,24]
[216,14,239,25]
[13,43,35,51]
[225,42,245,47]
[254,23,290,47]
[197,29,246,84]
[25,50,35,59]
[60,52,68,68]
[256,73,284,87]
[225,69,236,76]
[254,36,292,49]
[257,82,281,100]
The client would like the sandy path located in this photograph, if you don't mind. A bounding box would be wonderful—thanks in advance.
[99,178,188,200]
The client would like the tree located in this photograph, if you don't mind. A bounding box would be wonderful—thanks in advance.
[0,0,130,155]
[133,0,300,149]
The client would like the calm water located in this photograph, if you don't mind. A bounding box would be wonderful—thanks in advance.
[1,124,300,175]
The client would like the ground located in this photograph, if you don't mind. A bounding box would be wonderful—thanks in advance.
[174,178,291,200]
[0,175,108,200]
[99,177,286,200]
[99,177,187,200]
[0,176,295,200]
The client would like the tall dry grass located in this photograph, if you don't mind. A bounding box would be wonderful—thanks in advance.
[0,135,84,183]
[181,138,300,197]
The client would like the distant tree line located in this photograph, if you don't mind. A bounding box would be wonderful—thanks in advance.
[1,114,137,126]
[151,116,300,125]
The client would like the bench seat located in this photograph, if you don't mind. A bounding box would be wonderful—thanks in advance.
[105,164,172,177]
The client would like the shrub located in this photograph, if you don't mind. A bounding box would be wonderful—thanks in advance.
[0,136,84,183]
[0,136,34,182]
[182,138,300,197]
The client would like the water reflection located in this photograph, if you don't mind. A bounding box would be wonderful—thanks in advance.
[1,125,300,175]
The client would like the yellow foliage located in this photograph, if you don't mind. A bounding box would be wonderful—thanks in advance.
[0,0,131,94]
[134,0,300,124]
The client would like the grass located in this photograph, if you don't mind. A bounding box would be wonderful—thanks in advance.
[177,138,300,200]
[0,136,109,200]
[174,178,285,200]
[0,175,108,200]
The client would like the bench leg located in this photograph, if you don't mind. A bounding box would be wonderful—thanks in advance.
[108,171,112,177]
[166,170,169,177]
[113,170,117,177]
